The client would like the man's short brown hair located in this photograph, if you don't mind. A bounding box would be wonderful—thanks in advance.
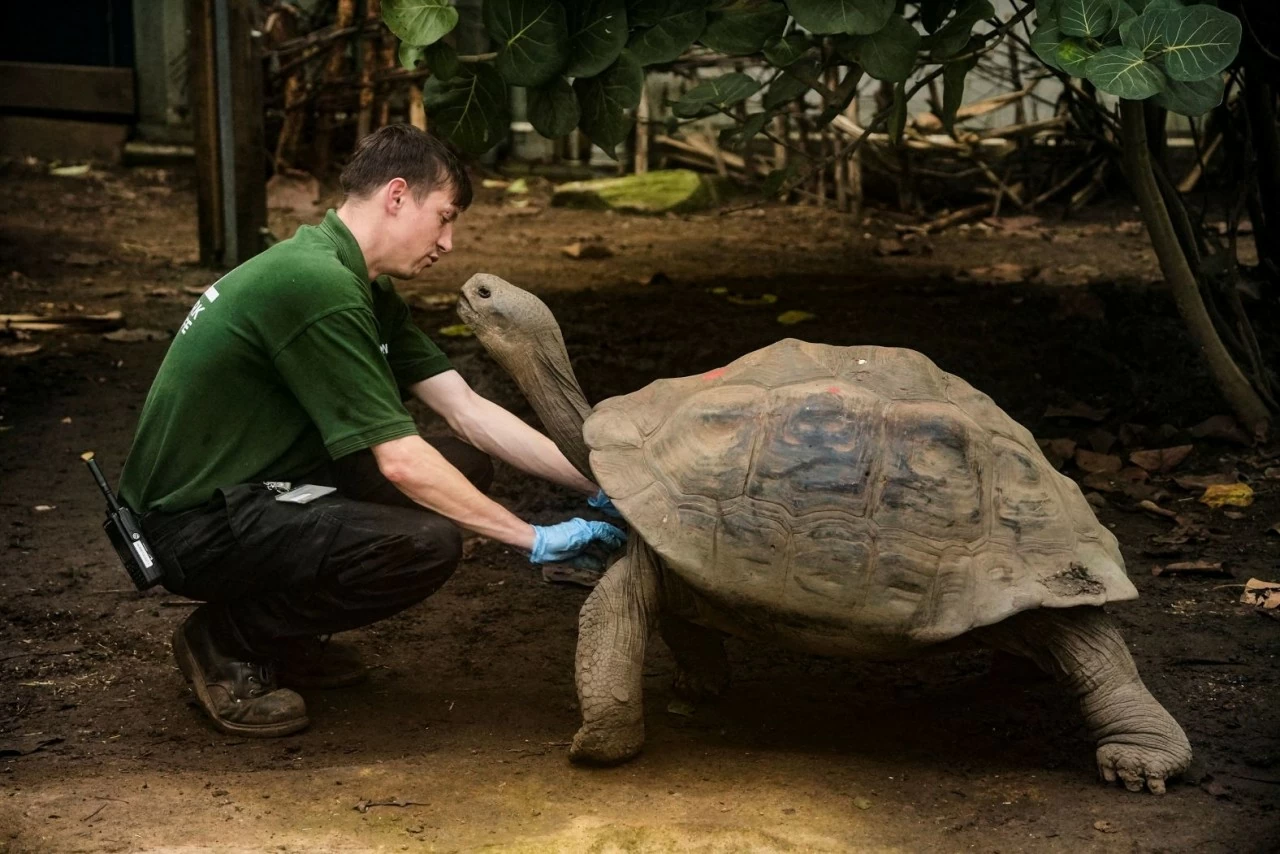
[339,124,473,209]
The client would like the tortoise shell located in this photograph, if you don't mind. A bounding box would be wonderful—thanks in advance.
[584,339,1136,644]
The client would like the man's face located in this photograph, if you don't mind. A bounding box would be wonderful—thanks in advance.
[384,184,459,279]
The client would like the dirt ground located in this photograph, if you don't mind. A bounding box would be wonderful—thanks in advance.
[1,160,1278,853]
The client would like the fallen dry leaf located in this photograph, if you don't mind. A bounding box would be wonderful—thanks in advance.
[561,241,613,259]
[1086,428,1117,454]
[102,328,169,343]
[1129,445,1193,473]
[1045,401,1110,422]
[874,237,908,256]
[1093,820,1117,834]
[1075,449,1123,474]
[1240,578,1280,609]
[1138,500,1177,519]
[1173,472,1238,491]
[776,310,815,325]
[1151,560,1229,578]
[0,343,41,357]
[1189,414,1252,446]
[1036,438,1077,470]
[1199,483,1254,509]
[965,263,1032,283]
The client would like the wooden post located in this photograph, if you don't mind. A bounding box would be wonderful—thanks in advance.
[313,0,357,175]
[356,0,381,139]
[634,79,649,175]
[188,0,267,267]
[845,95,863,217]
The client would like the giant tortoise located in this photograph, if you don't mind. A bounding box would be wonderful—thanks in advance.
[457,273,1191,794]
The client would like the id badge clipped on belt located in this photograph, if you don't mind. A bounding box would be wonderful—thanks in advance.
[274,484,337,504]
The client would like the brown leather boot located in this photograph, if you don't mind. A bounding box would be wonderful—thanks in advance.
[275,636,368,689]
[172,608,309,738]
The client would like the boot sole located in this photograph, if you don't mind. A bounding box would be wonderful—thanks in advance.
[172,625,310,738]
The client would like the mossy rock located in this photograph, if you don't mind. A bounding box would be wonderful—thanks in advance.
[551,169,733,214]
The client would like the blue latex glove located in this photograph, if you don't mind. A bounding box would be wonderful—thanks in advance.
[587,488,622,518]
[529,518,626,565]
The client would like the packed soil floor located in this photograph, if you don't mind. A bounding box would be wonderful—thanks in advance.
[0,161,1278,853]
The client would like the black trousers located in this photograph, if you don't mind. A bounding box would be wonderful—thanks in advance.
[142,437,494,659]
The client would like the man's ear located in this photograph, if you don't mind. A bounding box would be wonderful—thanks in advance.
[385,178,409,213]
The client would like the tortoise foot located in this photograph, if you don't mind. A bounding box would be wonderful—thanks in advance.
[569,718,644,765]
[1096,738,1191,795]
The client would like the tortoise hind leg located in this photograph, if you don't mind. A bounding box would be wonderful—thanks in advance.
[660,614,730,701]
[571,539,661,765]
[974,606,1192,794]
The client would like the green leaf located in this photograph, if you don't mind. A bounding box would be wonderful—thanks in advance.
[1056,37,1098,75]
[626,0,679,28]
[566,0,629,78]
[701,0,788,55]
[399,42,425,70]
[1105,0,1136,40]
[424,41,460,80]
[383,0,460,46]
[889,80,907,144]
[941,52,979,132]
[1059,0,1113,38]
[423,64,510,153]
[1030,21,1067,71]
[1085,44,1166,97]
[719,111,770,151]
[1120,6,1169,55]
[784,0,894,36]
[921,0,958,34]
[484,0,570,87]
[927,0,994,60]
[575,51,645,156]
[762,60,818,110]
[1035,0,1059,22]
[1160,4,1241,82]
[626,6,707,65]
[762,32,812,66]
[1153,73,1223,116]
[673,72,762,118]
[528,77,581,137]
[843,14,919,83]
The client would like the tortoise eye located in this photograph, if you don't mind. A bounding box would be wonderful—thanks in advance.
[477,286,491,299]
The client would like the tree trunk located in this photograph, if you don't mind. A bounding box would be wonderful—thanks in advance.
[1119,99,1271,437]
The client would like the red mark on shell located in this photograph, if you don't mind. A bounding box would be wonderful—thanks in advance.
[702,367,727,381]
[827,386,841,394]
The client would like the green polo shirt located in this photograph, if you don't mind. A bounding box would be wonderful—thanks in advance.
[119,210,453,513]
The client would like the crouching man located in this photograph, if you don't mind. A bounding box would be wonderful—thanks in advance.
[118,125,623,737]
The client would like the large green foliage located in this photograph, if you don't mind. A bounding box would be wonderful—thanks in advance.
[1031,0,1238,112]
[387,0,1241,156]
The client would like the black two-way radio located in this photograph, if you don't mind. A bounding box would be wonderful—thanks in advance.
[83,453,164,590]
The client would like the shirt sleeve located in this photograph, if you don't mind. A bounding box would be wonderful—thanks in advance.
[379,283,453,390]
[272,308,419,459]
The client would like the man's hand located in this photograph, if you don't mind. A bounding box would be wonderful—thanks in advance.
[587,488,622,518]
[530,518,626,565]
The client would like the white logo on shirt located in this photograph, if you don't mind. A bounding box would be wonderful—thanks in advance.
[380,343,389,355]
[180,279,223,335]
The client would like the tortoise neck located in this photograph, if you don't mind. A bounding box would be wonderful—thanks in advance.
[496,331,595,481]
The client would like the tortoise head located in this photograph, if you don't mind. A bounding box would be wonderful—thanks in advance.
[458,273,594,479]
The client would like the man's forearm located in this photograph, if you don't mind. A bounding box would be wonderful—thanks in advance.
[373,435,536,550]
[444,394,597,495]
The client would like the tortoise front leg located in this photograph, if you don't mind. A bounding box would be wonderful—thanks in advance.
[570,539,661,764]
[975,606,1192,794]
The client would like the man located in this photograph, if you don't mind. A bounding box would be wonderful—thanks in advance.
[119,125,624,738]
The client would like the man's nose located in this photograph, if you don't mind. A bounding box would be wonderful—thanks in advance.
[437,224,453,254]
